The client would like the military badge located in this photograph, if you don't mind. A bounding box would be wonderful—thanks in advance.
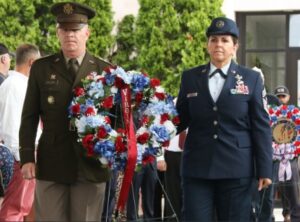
[230,74,249,95]
[216,20,225,29]
[63,3,73,15]
[47,96,55,104]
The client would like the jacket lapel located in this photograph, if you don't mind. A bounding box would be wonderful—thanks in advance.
[50,52,73,85]
[73,52,97,88]
[199,63,216,105]
[217,61,239,103]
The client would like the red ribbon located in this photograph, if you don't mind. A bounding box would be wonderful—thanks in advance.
[117,86,137,211]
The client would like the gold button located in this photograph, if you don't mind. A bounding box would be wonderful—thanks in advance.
[213,121,218,125]
[213,106,217,111]
[213,134,218,139]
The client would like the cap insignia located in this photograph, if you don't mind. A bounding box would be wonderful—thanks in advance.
[216,20,225,29]
[63,3,73,15]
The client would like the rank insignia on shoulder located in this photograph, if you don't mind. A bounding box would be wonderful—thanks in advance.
[47,96,55,104]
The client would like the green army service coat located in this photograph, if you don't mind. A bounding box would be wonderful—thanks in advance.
[19,51,111,184]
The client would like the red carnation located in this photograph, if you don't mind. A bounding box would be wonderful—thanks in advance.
[142,155,155,165]
[103,66,111,74]
[137,132,150,144]
[294,141,300,147]
[287,112,292,119]
[74,87,85,97]
[102,96,114,109]
[135,92,143,104]
[293,108,300,114]
[275,110,281,116]
[115,136,126,152]
[85,107,95,116]
[172,116,180,125]
[294,148,300,155]
[71,104,81,114]
[155,92,166,100]
[162,140,170,147]
[105,116,111,124]
[282,105,287,110]
[115,76,126,89]
[97,126,108,139]
[160,113,170,124]
[142,116,150,125]
[268,108,274,115]
[296,119,300,125]
[150,78,160,88]
[117,128,126,134]
[82,134,94,156]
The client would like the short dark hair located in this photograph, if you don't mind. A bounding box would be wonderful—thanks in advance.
[15,44,39,65]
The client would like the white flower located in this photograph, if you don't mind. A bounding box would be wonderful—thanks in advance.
[110,86,118,94]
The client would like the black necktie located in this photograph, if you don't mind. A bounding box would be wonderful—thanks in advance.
[209,68,227,79]
[68,58,79,81]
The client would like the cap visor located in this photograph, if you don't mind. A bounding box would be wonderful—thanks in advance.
[275,93,289,96]
[58,23,85,30]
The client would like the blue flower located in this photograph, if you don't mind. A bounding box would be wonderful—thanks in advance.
[131,74,150,92]
[88,81,104,99]
[94,140,115,160]
[112,67,132,84]
[149,125,170,142]
[105,74,115,86]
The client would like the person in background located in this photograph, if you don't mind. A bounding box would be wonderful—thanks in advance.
[0,43,12,85]
[274,85,300,222]
[0,44,40,221]
[19,2,111,221]
[163,130,185,222]
[250,67,281,222]
[176,17,273,221]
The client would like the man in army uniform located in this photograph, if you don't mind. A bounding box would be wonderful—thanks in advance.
[19,2,111,221]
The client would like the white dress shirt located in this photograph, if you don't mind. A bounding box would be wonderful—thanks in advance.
[0,71,41,161]
[208,63,230,102]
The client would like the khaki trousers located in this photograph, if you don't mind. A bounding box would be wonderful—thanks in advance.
[35,176,106,221]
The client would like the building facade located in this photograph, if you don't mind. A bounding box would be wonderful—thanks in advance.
[223,0,300,105]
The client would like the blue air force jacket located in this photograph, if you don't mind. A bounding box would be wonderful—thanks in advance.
[176,61,272,179]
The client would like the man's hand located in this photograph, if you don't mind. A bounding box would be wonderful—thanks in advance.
[157,160,167,172]
[21,163,36,180]
[258,178,272,191]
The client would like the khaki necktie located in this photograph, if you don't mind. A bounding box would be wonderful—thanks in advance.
[68,58,79,81]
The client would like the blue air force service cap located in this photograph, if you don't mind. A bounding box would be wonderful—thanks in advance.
[50,2,95,30]
[206,17,239,38]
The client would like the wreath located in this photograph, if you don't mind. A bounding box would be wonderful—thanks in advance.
[69,66,179,171]
[269,104,300,181]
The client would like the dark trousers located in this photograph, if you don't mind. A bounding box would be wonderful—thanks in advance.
[183,177,254,222]
[278,159,300,222]
[165,150,182,221]
[153,170,165,221]
[126,162,157,221]
[102,170,118,222]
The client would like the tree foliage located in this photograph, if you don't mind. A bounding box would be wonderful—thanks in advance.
[109,15,137,71]
[132,0,223,95]
[0,0,113,58]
